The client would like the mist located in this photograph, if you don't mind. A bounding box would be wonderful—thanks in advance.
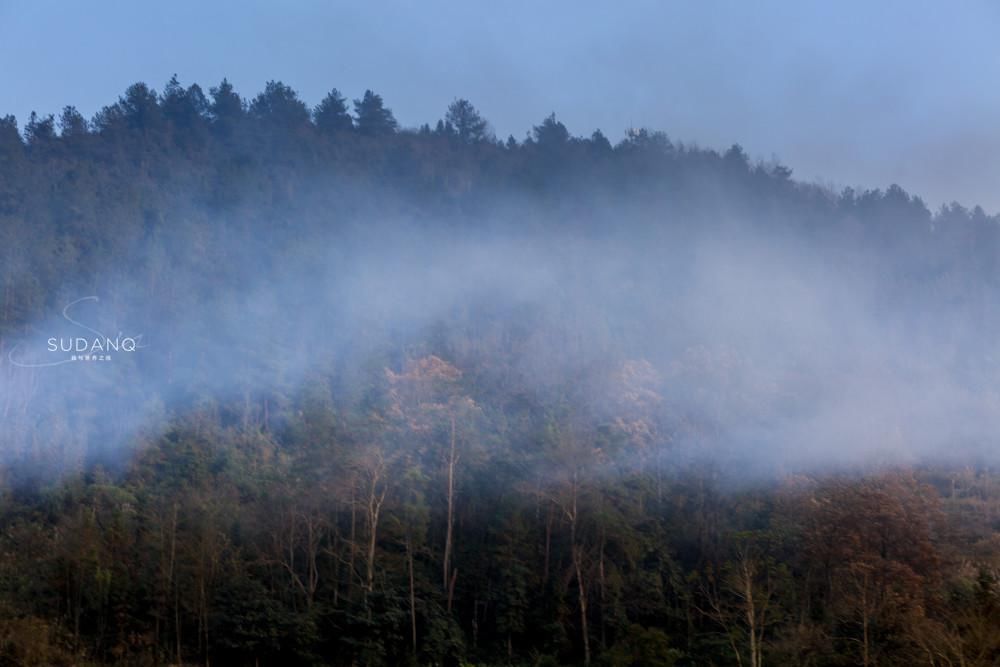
[3,73,1000,665]
[2,159,997,480]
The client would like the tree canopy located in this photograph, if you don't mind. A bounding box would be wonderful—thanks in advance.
[0,77,997,666]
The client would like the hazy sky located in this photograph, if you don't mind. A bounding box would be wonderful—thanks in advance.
[2,1,999,211]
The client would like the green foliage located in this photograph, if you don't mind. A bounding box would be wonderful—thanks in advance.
[600,624,681,667]
[0,77,997,666]
[251,80,311,128]
[354,89,398,136]
[445,99,491,143]
[315,88,353,135]
[532,113,569,147]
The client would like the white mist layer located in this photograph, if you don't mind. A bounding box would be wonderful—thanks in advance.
[1,209,998,478]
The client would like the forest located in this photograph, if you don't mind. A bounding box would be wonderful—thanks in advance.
[0,77,998,666]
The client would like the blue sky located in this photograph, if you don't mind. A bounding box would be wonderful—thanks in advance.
[2,1,998,211]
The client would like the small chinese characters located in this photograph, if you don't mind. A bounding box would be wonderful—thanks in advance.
[71,355,112,362]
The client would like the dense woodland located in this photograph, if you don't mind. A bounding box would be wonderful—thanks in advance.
[0,78,998,666]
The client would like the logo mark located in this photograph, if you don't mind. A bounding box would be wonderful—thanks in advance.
[7,296,145,368]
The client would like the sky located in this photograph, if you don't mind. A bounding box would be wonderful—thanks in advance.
[1,1,999,212]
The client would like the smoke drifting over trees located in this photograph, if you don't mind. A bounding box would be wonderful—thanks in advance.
[0,79,997,665]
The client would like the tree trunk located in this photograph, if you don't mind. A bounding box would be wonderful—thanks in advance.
[170,503,181,666]
[443,411,457,606]
[348,494,356,600]
[599,529,607,649]
[743,562,758,667]
[862,582,870,667]
[448,568,458,614]
[574,544,591,666]
[408,535,417,656]
[543,506,552,584]
[365,453,387,593]
[569,469,590,666]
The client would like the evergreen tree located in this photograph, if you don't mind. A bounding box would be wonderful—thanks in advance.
[250,80,311,128]
[208,78,244,123]
[444,98,490,143]
[314,88,353,134]
[353,89,398,136]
